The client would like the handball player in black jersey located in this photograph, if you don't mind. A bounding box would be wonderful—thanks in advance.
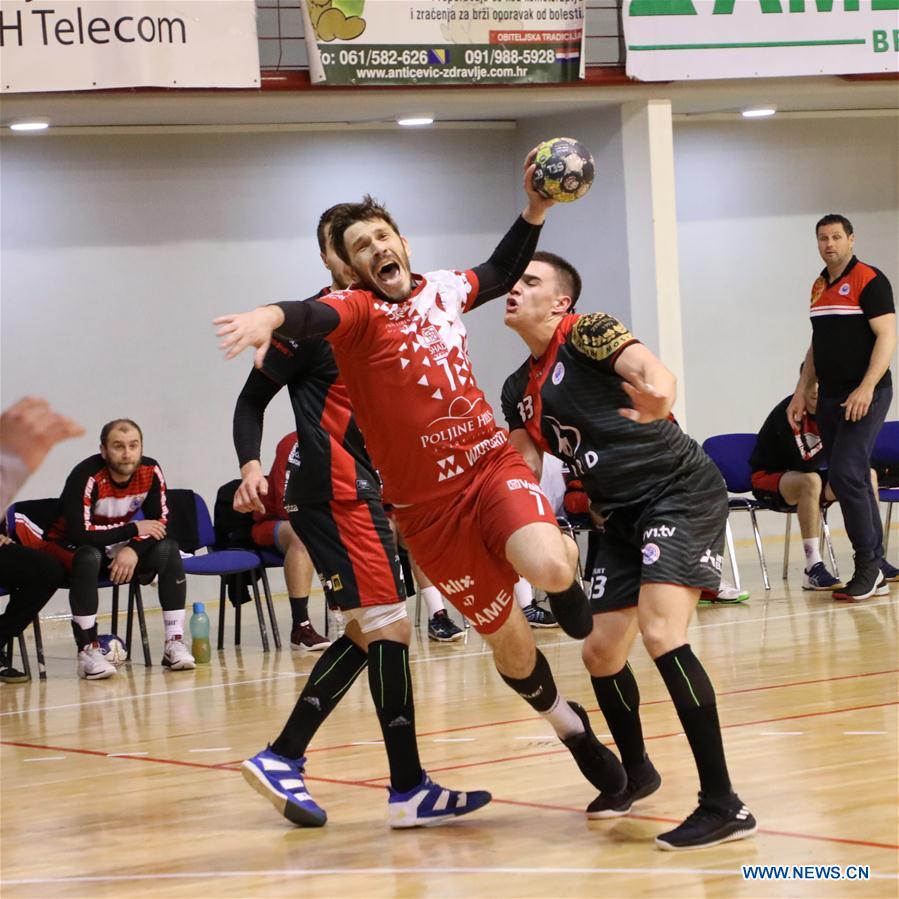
[501,251,757,852]
[232,206,491,830]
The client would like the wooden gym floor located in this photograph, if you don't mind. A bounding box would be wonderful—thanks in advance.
[1,538,897,898]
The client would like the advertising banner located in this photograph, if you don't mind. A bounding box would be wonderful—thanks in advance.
[622,0,899,81]
[0,1,260,93]
[302,0,587,86]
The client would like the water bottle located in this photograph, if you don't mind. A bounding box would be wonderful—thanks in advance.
[189,602,211,664]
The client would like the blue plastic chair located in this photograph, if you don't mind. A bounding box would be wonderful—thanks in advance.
[169,490,272,652]
[873,421,899,555]
[702,433,838,591]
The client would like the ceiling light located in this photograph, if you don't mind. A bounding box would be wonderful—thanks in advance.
[741,107,776,119]
[9,121,49,132]
[397,117,434,127]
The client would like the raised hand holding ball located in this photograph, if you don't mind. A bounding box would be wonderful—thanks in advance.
[532,137,595,203]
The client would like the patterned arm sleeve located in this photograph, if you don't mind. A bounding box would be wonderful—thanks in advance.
[569,313,640,372]
[129,466,167,558]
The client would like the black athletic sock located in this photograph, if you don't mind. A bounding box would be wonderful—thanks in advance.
[499,649,558,713]
[271,635,368,759]
[654,644,732,800]
[367,640,423,793]
[591,662,646,770]
[289,596,310,626]
[71,621,98,650]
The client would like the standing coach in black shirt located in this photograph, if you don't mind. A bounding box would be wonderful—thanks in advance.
[787,214,896,601]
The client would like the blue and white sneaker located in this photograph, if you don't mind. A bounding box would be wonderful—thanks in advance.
[387,772,491,828]
[241,746,327,827]
[802,561,841,591]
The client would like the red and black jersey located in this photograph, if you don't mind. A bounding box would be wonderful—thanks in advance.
[501,313,709,514]
[258,325,380,506]
[46,454,168,558]
[749,395,823,474]
[809,256,894,395]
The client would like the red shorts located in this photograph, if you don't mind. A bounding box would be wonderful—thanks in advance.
[393,443,558,634]
[751,469,828,512]
[250,518,281,548]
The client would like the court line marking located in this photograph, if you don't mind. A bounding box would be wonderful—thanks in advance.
[844,730,887,735]
[4,699,897,852]
[107,751,148,757]
[22,756,65,762]
[188,747,232,753]
[3,865,897,887]
[6,595,895,719]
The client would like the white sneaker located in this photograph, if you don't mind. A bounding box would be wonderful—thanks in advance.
[162,638,196,670]
[77,643,117,680]
[326,608,345,639]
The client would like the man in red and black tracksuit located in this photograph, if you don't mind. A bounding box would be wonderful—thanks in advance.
[45,419,195,679]
[787,214,896,601]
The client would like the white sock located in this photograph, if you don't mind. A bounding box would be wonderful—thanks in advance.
[514,577,533,609]
[803,539,822,568]
[72,615,97,631]
[542,693,584,740]
[163,610,185,641]
[420,586,444,617]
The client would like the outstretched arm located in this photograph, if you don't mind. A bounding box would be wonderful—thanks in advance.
[215,300,339,368]
[469,148,556,307]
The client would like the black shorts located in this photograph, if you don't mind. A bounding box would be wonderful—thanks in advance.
[586,458,727,614]
[289,498,404,612]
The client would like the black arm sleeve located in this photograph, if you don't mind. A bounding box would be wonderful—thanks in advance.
[274,299,341,340]
[233,368,282,468]
[469,215,543,309]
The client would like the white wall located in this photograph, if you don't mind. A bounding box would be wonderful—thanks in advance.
[674,114,899,444]
[1,128,525,512]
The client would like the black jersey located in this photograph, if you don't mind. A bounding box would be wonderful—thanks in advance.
[749,395,823,475]
[501,312,710,514]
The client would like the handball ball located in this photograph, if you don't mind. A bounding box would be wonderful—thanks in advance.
[97,634,127,667]
[532,137,595,203]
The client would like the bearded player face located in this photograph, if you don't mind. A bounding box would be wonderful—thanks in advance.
[342,218,413,302]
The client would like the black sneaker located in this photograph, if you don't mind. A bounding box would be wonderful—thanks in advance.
[832,560,887,601]
[561,702,627,795]
[655,793,757,851]
[523,600,558,629]
[546,585,593,639]
[881,559,899,583]
[586,756,662,819]
[427,611,464,642]
[0,648,29,684]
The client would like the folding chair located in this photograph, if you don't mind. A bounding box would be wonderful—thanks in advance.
[873,421,899,556]
[702,434,838,591]
[0,586,46,681]
[167,489,271,652]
